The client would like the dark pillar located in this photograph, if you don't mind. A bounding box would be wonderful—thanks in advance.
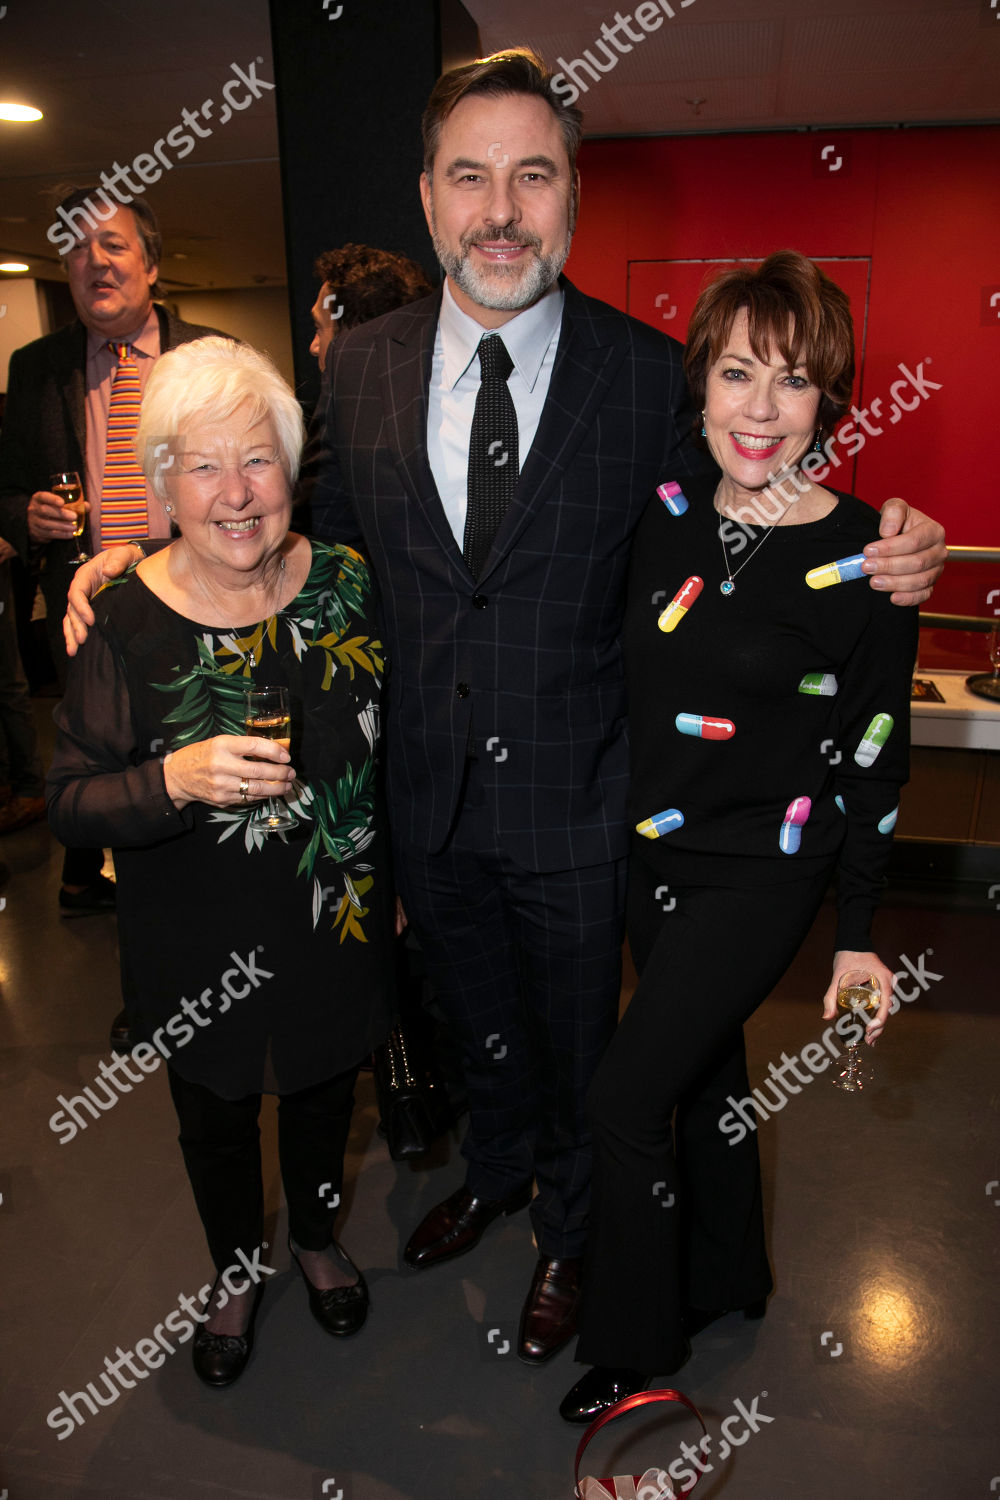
[268,0,480,409]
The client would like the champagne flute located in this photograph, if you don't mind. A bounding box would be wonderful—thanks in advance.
[50,471,89,565]
[243,685,296,834]
[831,969,880,1093]
[986,621,1000,699]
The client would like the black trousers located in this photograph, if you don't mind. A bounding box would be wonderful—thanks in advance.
[168,1064,359,1275]
[394,758,626,1259]
[41,555,105,889]
[575,855,832,1371]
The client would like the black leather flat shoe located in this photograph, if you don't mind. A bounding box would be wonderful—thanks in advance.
[681,1296,767,1339]
[559,1365,652,1425]
[289,1237,369,1337]
[192,1281,264,1388]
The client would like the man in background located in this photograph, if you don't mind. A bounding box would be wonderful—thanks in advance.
[309,242,434,373]
[0,189,219,1041]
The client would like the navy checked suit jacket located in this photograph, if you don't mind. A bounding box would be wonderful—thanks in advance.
[307,277,706,873]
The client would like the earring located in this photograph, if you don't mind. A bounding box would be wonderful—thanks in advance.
[164,503,173,513]
[812,431,822,452]
[700,411,707,438]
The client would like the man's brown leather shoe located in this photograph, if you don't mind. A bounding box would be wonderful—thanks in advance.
[517,1255,583,1363]
[403,1183,532,1269]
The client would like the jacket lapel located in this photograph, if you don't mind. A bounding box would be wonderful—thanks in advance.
[51,321,88,463]
[377,291,468,569]
[478,280,625,579]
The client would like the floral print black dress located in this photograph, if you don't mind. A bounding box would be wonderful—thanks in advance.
[47,541,393,1099]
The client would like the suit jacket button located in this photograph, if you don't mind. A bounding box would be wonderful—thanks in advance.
[472,593,488,609]
[456,682,470,698]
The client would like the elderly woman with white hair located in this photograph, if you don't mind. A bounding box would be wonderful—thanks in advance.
[47,336,393,1388]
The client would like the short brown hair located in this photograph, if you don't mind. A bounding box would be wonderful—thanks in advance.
[422,48,584,177]
[313,243,434,328]
[684,251,855,438]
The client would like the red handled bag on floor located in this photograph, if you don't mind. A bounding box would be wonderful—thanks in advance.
[574,1388,707,1499]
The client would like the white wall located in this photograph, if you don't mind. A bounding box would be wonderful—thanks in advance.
[167,287,295,388]
[0,280,46,392]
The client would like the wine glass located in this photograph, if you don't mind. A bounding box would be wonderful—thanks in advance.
[50,471,89,565]
[243,686,296,834]
[831,968,880,1093]
[983,621,1000,700]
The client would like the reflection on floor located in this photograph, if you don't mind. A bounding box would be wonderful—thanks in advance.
[1,706,997,1498]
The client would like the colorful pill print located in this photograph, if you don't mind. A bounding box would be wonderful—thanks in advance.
[835,795,846,815]
[798,672,839,697]
[805,553,867,590]
[854,713,894,767]
[779,795,812,854]
[675,713,736,740]
[636,809,685,839]
[878,806,899,834]
[658,576,703,633]
[657,480,689,516]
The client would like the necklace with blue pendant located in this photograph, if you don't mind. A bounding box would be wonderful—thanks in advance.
[718,519,779,595]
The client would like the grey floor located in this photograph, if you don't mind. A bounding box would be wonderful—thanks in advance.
[2,701,998,1499]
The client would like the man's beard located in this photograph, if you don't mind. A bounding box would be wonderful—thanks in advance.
[430,217,573,313]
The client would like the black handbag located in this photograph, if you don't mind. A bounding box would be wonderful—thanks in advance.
[372,1024,454,1160]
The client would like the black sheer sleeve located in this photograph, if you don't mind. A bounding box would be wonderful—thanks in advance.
[46,621,193,849]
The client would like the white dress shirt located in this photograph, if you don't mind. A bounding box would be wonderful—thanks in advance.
[427,279,564,551]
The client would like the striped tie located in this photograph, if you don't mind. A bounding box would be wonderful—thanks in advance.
[100,342,148,549]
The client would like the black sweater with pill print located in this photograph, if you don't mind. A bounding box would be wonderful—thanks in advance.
[624,475,919,953]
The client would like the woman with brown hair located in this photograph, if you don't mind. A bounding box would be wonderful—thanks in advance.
[560,251,918,1422]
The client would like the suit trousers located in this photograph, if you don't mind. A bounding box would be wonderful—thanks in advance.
[575,854,832,1371]
[41,551,104,888]
[167,1064,359,1275]
[393,757,626,1259]
[0,561,44,798]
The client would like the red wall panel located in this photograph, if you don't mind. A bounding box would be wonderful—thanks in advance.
[565,125,1000,582]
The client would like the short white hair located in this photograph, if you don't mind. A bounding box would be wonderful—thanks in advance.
[136,337,305,499]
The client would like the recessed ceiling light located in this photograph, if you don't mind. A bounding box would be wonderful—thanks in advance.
[0,103,43,122]
[0,261,30,273]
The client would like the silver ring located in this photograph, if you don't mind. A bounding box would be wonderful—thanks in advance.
[239,778,250,802]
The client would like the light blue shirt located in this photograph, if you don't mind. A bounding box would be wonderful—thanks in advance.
[427,279,564,550]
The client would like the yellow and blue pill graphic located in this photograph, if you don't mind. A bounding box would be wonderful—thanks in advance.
[798,672,839,697]
[675,713,735,740]
[779,795,811,853]
[657,480,689,516]
[636,809,685,839]
[878,806,899,834]
[835,794,846,815]
[805,554,867,590]
[855,713,894,767]
[658,576,703,632]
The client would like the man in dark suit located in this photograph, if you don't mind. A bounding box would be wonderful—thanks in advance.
[0,191,218,1033]
[304,50,946,1364]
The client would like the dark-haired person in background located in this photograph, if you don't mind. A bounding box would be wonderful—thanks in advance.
[0,188,220,1041]
[309,243,434,373]
[561,252,918,1423]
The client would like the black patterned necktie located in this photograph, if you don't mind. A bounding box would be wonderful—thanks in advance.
[464,333,518,578]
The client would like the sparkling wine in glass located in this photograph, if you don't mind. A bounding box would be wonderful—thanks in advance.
[244,685,296,834]
[50,471,89,564]
[832,969,880,1093]
[987,621,1000,698]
